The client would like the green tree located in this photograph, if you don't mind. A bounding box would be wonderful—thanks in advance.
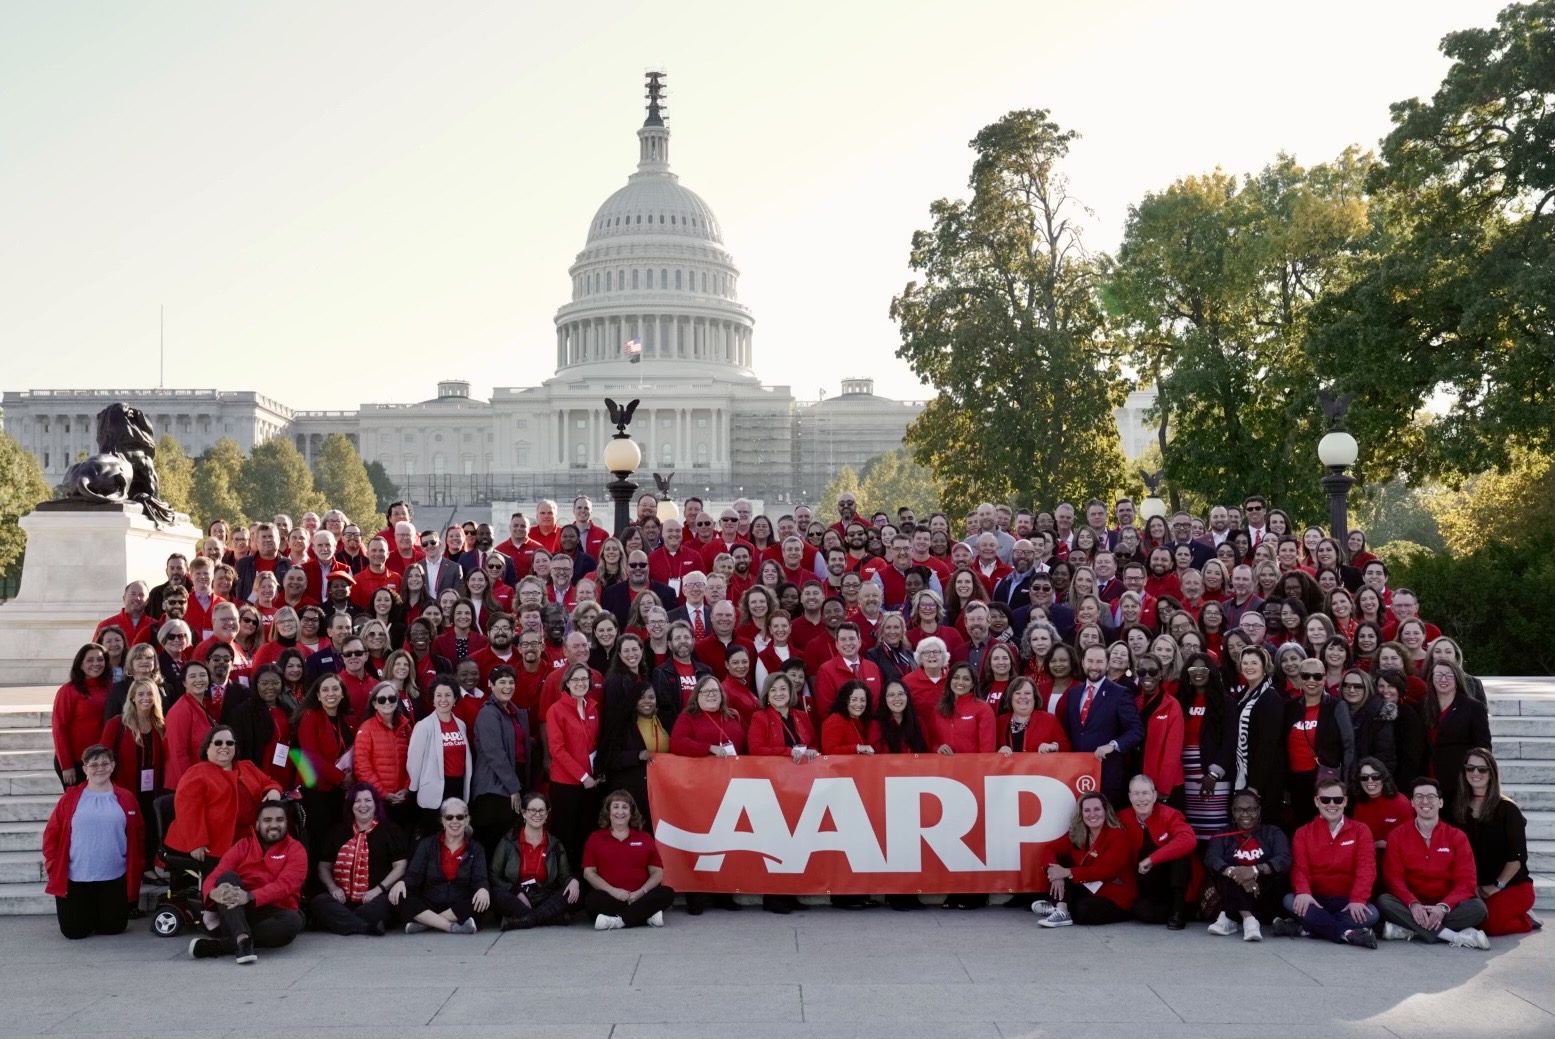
[363,461,400,516]
[312,434,377,523]
[0,432,49,578]
[855,449,942,519]
[1108,151,1376,515]
[1424,446,1554,556]
[154,435,195,520]
[191,438,248,530]
[819,466,863,526]
[238,439,325,522]
[1348,476,1445,553]
[890,110,1127,517]
[1309,1,1554,482]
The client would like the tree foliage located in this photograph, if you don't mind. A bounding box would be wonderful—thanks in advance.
[1108,151,1376,515]
[238,439,325,522]
[1424,445,1553,556]
[819,466,863,526]
[363,461,400,517]
[1308,0,1554,482]
[312,434,377,524]
[891,110,1127,517]
[154,434,195,521]
[191,438,248,530]
[821,450,941,522]
[0,431,49,578]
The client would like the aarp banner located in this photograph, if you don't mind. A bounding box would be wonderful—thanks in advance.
[648,753,1099,894]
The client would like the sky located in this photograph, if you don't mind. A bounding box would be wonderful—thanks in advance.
[0,0,1507,411]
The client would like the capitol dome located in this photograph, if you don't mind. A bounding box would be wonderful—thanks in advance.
[552,72,754,380]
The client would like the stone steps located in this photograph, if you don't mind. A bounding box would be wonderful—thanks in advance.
[0,729,52,752]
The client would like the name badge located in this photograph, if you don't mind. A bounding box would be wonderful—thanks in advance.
[140,768,155,793]
[272,742,290,768]
[721,742,738,758]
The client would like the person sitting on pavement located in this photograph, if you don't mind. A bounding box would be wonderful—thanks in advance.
[1033,791,1137,928]
[491,792,582,930]
[1276,777,1380,948]
[309,783,410,936]
[1118,774,1197,930]
[1376,776,1490,949]
[389,797,489,934]
[1204,789,1291,942]
[188,801,307,964]
[581,789,676,931]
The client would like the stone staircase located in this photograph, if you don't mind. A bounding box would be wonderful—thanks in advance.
[0,691,1550,914]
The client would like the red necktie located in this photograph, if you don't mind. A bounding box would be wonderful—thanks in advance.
[693,611,704,639]
[1080,683,1096,725]
[848,660,858,677]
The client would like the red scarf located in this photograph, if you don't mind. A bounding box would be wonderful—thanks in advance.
[331,821,377,902]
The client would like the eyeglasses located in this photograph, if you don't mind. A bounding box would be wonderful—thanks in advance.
[1316,795,1346,805]
[1412,792,1442,802]
[210,739,236,747]
[1463,764,1491,775]
[522,807,549,815]
[442,813,468,821]
[628,561,648,569]
[342,650,367,658]
[374,697,399,705]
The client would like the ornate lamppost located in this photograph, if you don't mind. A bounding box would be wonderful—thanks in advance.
[1317,391,1359,546]
[602,398,641,537]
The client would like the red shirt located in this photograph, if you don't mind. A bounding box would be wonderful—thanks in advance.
[820,712,879,754]
[902,670,947,734]
[351,567,399,610]
[669,710,747,757]
[96,610,155,646]
[527,527,561,554]
[1286,703,1321,773]
[385,545,427,577]
[647,546,700,597]
[1353,794,1412,843]
[1382,819,1478,908]
[932,696,996,753]
[1291,816,1376,901]
[439,717,467,778]
[582,827,661,890]
[440,840,465,882]
[694,636,754,680]
[1119,803,1196,864]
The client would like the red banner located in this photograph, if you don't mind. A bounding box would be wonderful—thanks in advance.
[647,753,1101,894]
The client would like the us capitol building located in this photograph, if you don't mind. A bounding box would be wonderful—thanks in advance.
[3,74,1154,508]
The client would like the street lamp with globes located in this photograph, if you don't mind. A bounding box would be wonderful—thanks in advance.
[1317,391,1359,546]
[602,398,642,537]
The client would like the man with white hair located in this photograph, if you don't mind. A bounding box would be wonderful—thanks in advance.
[961,503,1015,563]
[649,518,698,603]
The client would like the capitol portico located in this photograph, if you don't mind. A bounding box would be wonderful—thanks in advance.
[1,73,1155,508]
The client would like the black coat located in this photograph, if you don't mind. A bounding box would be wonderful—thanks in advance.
[491,832,575,903]
[1392,699,1429,790]
[1232,680,1286,806]
[405,834,488,906]
[1282,693,1354,775]
[864,641,916,689]
[1347,695,1397,777]
[650,658,713,727]
[1177,685,1237,780]
[1429,695,1493,808]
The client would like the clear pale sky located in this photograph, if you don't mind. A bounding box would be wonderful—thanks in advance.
[0,0,1505,411]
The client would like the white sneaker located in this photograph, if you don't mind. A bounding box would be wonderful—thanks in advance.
[1207,912,1238,936]
[1380,921,1414,942]
[1242,918,1262,942]
[647,910,665,927]
[594,914,625,931]
[1030,899,1057,918]
[1038,907,1073,928]
[1451,927,1490,950]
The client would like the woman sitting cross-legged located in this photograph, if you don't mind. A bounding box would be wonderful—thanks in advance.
[490,792,583,930]
[387,797,489,935]
[309,783,410,936]
[1033,792,1137,928]
[581,789,676,931]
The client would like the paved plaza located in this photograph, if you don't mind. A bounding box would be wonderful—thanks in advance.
[0,902,1547,1039]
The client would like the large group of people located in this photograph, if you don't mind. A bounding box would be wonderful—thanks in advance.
[42,492,1538,961]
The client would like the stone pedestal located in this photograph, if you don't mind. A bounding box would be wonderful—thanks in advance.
[0,505,200,685]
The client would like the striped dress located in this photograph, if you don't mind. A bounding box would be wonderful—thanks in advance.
[1180,687,1230,839]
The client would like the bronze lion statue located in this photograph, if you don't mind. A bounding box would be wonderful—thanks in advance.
[60,403,177,525]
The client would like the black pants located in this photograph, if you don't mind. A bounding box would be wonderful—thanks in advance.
[422,776,468,841]
[53,758,83,791]
[207,871,304,949]
[492,886,576,928]
[1132,855,1192,923]
[583,885,675,928]
[549,783,596,879]
[471,792,517,867]
[400,890,476,923]
[308,891,394,935]
[1289,770,1320,826]
[1059,878,1131,926]
[55,876,129,939]
[1212,872,1289,923]
[300,787,344,861]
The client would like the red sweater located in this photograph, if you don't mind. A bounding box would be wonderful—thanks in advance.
[1291,816,1376,902]
[1058,824,1140,909]
[41,784,145,899]
[1382,819,1478,908]
[52,681,110,770]
[746,708,816,756]
[202,833,308,911]
[932,696,996,753]
[1134,693,1186,793]
[1120,803,1196,864]
[669,710,747,757]
[821,712,879,754]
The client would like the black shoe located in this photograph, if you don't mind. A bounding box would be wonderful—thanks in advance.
[712,894,742,912]
[188,936,223,959]
[499,916,521,931]
[235,935,257,964]
[762,896,792,916]
[1167,909,1187,931]
[370,920,387,936]
[1343,928,1378,950]
[685,894,706,916]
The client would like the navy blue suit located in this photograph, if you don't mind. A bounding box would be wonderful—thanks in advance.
[1062,677,1144,804]
[600,579,677,626]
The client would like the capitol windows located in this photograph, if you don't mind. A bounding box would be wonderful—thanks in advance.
[575,418,587,429]
[516,448,530,467]
[403,458,416,476]
[514,418,528,429]
[660,269,667,286]
[674,270,682,289]
[575,443,587,466]
[432,453,446,476]
[632,269,639,289]
[462,457,475,476]
[606,271,612,291]
[701,271,708,292]
[660,443,672,465]
[696,443,709,466]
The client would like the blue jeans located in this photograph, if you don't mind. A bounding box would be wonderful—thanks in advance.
[1282,892,1379,943]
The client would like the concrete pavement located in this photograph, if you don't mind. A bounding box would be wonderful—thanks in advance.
[0,905,1547,1038]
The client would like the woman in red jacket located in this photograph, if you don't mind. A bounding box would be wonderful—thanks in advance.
[1036,792,1139,927]
[995,677,1068,754]
[164,660,217,789]
[820,681,878,756]
[52,643,111,788]
[670,675,748,758]
[547,663,603,876]
[747,674,818,761]
[292,671,355,855]
[720,645,761,727]
[353,681,413,832]
[1133,662,1184,803]
[41,744,145,939]
[100,678,166,870]
[164,725,282,867]
[932,663,996,756]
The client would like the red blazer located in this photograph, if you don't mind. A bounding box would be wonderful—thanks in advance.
[42,783,145,899]
[1120,802,1197,864]
[164,761,281,857]
[932,696,996,753]
[353,714,411,798]
[995,711,1069,752]
[163,694,217,789]
[669,710,747,757]
[1291,816,1376,902]
[747,708,816,756]
[432,629,489,663]
[294,709,354,792]
[1058,823,1140,909]
[1382,819,1478,908]
[902,670,947,735]
[546,698,600,785]
[203,833,308,911]
[721,678,761,727]
[1134,693,1186,794]
[821,712,879,755]
[52,681,109,770]
[100,719,166,794]
[814,656,883,713]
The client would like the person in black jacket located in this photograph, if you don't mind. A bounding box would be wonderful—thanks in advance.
[1229,648,1285,811]
[864,613,916,689]
[1339,670,1396,777]
[595,683,665,825]
[491,793,582,930]
[1425,660,1493,815]
[649,623,713,727]
[388,798,489,934]
[1374,669,1427,790]
[1456,748,1537,936]
[1174,653,1236,840]
[310,784,410,935]
[1284,664,1355,826]
[1204,790,1292,941]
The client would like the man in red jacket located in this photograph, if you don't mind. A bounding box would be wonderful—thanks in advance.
[95,581,155,645]
[189,803,307,964]
[1377,777,1490,948]
[1120,775,1197,930]
[813,622,882,710]
[1277,779,1380,947]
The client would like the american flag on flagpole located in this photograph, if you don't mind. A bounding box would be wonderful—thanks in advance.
[623,339,642,364]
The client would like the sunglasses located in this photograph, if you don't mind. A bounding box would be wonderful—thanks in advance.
[628,561,648,569]
[1300,671,1324,679]
[442,813,468,821]
[1316,795,1346,805]
[1359,773,1383,782]
[342,650,367,658]
[210,739,236,747]
[1463,764,1491,775]
[374,697,399,705]
[1137,668,1160,677]
[1341,680,1365,690]
[696,520,713,527]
